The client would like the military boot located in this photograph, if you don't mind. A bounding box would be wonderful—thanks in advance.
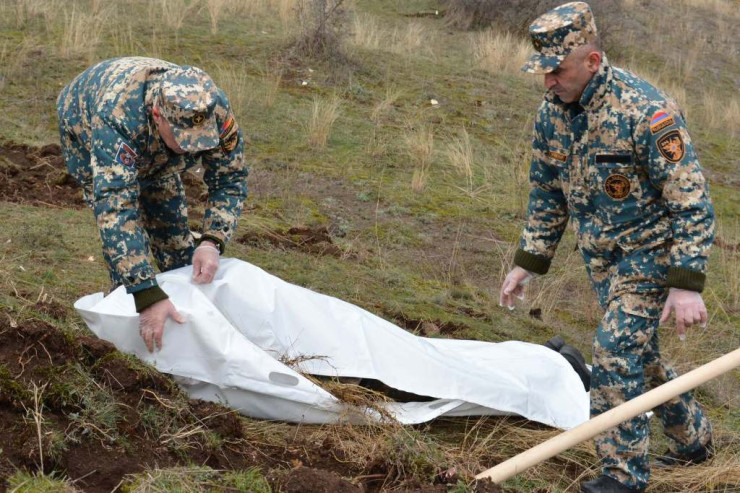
[654,441,713,468]
[580,475,644,493]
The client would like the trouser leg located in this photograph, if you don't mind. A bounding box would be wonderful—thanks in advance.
[139,172,194,273]
[591,302,654,490]
[643,330,713,455]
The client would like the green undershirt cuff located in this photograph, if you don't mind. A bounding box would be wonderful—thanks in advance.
[198,234,225,254]
[133,285,169,313]
[514,248,551,276]
[666,266,705,293]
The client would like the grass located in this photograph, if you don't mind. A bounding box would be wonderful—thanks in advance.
[0,0,738,490]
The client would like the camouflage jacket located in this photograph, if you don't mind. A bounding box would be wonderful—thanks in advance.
[514,56,714,308]
[58,57,248,295]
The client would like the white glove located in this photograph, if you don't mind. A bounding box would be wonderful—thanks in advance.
[499,266,533,310]
[192,241,220,284]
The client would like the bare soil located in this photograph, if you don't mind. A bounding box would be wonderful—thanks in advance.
[0,142,84,208]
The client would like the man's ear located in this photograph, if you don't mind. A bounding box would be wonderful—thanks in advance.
[586,51,602,74]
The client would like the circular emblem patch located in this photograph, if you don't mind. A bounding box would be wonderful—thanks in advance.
[604,174,631,200]
[532,37,543,51]
[192,112,206,126]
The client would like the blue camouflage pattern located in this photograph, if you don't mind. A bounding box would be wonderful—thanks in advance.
[57,57,248,293]
[514,53,714,490]
[522,1,598,74]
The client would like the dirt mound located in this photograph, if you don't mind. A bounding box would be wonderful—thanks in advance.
[0,142,84,208]
[237,225,346,258]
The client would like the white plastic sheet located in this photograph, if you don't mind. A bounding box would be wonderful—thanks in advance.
[75,258,589,428]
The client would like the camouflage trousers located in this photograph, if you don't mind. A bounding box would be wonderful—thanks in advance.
[591,295,713,490]
[58,128,194,289]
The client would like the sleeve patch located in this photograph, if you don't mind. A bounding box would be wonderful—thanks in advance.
[115,142,137,167]
[650,110,675,134]
[657,130,685,163]
[219,116,239,153]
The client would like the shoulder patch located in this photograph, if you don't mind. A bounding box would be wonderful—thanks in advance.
[115,142,137,167]
[657,130,685,163]
[219,116,239,154]
[650,110,675,134]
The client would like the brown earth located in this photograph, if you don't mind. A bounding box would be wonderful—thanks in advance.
[0,142,85,208]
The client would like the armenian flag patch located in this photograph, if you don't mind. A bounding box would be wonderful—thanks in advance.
[115,142,137,167]
[219,115,239,154]
[650,111,675,134]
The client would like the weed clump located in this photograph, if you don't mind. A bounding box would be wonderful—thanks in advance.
[290,0,349,65]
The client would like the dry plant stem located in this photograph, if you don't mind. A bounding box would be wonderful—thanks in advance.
[476,348,740,483]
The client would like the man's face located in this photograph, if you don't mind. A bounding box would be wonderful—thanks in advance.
[153,107,186,154]
[543,49,599,104]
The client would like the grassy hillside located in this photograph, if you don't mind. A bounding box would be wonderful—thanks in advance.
[0,0,738,491]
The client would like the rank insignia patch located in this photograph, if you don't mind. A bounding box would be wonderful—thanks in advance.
[604,173,631,200]
[657,130,685,163]
[547,149,568,162]
[650,110,675,134]
[115,142,137,167]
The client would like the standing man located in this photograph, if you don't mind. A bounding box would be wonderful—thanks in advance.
[58,57,248,353]
[499,3,714,492]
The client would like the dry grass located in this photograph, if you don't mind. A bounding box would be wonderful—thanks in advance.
[206,0,226,34]
[472,29,531,77]
[350,13,433,58]
[307,95,341,148]
[158,0,202,32]
[212,64,251,114]
[60,3,108,61]
[404,125,435,192]
[444,127,475,195]
[371,86,402,124]
[351,13,381,50]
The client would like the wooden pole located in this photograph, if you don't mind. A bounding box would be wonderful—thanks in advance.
[476,347,740,483]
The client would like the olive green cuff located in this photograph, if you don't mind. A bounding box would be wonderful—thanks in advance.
[197,234,225,254]
[133,285,169,313]
[666,267,705,293]
[513,248,551,275]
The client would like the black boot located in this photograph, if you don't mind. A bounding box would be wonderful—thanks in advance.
[560,344,591,391]
[543,335,565,352]
[581,475,644,493]
[654,440,714,468]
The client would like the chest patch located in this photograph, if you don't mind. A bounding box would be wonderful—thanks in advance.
[650,110,675,134]
[604,174,631,200]
[657,130,685,163]
[115,142,137,167]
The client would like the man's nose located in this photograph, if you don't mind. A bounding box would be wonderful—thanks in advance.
[544,73,557,90]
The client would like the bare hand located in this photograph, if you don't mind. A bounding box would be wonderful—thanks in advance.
[499,266,533,310]
[192,241,220,284]
[660,287,708,340]
[139,299,185,352]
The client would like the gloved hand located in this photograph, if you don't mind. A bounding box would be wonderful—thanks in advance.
[499,266,533,310]
[660,287,708,340]
[192,241,220,284]
[139,298,185,352]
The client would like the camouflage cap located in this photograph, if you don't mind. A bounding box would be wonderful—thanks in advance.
[158,66,219,152]
[521,2,598,74]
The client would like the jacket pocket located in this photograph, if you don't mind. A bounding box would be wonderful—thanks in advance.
[591,152,643,224]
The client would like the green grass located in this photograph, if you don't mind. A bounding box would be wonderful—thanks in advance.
[0,0,738,490]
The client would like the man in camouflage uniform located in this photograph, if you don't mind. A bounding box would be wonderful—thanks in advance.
[498,3,714,492]
[58,57,247,353]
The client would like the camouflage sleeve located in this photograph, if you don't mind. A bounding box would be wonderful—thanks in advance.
[199,98,248,253]
[639,107,714,292]
[89,114,158,294]
[514,104,569,275]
